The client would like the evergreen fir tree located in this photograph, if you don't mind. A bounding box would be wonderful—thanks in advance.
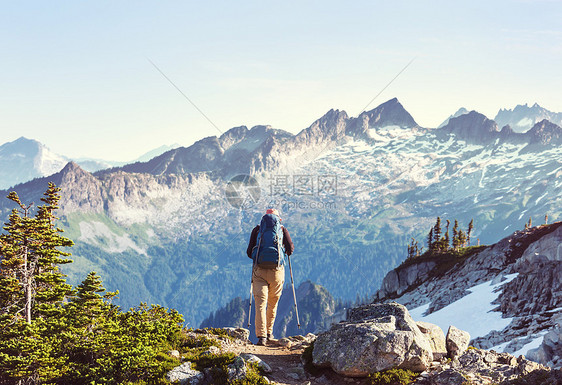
[458,229,467,248]
[0,183,74,383]
[432,217,442,251]
[452,220,460,250]
[467,219,474,246]
[427,227,434,251]
[443,220,450,251]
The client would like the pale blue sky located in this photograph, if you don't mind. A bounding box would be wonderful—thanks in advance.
[1,1,561,161]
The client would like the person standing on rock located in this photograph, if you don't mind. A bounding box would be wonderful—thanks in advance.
[247,208,294,346]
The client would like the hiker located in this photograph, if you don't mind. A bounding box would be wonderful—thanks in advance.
[247,208,294,346]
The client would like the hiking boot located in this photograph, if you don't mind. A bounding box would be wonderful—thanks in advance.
[256,337,267,346]
[267,333,278,343]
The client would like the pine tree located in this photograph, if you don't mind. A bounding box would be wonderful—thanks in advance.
[0,183,74,383]
[452,220,460,250]
[432,217,442,251]
[458,229,467,248]
[443,220,450,251]
[427,227,434,251]
[467,219,474,246]
[407,238,421,259]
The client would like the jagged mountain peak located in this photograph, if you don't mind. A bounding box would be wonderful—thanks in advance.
[439,110,499,143]
[495,102,562,133]
[360,97,418,129]
[60,161,87,175]
[527,119,562,145]
[317,108,349,122]
[438,107,470,128]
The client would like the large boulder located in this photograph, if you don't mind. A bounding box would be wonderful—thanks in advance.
[312,302,433,377]
[446,326,470,360]
[417,321,447,360]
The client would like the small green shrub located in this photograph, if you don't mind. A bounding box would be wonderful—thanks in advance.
[200,327,235,341]
[182,351,237,371]
[369,368,419,385]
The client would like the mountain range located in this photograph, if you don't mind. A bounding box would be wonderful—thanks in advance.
[0,98,561,329]
[0,137,179,189]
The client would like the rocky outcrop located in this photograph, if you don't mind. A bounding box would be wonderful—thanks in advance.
[379,261,436,298]
[527,313,562,369]
[376,223,562,369]
[312,303,433,376]
[417,321,447,360]
[413,348,550,385]
[446,326,470,361]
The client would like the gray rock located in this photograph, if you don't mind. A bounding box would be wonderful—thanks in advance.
[413,348,551,385]
[446,326,470,360]
[166,362,204,385]
[378,262,437,300]
[278,338,293,348]
[417,321,447,360]
[429,368,467,385]
[201,345,220,356]
[222,327,251,342]
[227,356,248,382]
[167,349,181,359]
[313,302,433,376]
[240,353,273,373]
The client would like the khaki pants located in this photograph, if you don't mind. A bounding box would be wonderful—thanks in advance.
[252,265,285,338]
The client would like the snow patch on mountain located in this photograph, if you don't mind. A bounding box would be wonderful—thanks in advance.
[409,274,518,341]
[78,221,147,255]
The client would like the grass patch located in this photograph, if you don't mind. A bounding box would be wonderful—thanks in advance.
[369,368,420,385]
[198,327,235,341]
[183,350,237,371]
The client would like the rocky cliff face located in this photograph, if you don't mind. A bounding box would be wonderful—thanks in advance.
[376,222,562,369]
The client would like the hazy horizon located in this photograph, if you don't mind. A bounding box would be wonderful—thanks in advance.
[2,0,561,161]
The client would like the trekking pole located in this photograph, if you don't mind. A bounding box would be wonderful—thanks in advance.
[247,271,253,328]
[287,254,300,328]
[247,236,261,328]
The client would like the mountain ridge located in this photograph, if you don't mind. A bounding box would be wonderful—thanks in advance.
[1,97,561,328]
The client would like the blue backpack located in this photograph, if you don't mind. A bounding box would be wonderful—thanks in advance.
[251,214,285,269]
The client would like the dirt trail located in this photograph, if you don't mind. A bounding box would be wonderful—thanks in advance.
[227,341,370,385]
